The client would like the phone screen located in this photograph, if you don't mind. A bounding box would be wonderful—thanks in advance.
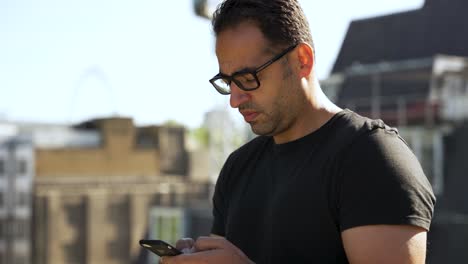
[139,239,182,257]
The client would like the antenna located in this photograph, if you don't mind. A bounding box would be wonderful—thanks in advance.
[193,0,222,19]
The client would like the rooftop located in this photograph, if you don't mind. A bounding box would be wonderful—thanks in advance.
[332,0,468,73]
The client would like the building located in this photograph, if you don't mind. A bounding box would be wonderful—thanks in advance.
[202,108,246,184]
[1,116,212,264]
[0,124,34,264]
[322,0,468,262]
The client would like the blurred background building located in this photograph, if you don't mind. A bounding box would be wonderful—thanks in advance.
[0,117,216,264]
[202,108,249,184]
[322,0,468,262]
[0,126,34,264]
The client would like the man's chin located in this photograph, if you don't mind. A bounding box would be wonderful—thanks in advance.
[250,123,275,137]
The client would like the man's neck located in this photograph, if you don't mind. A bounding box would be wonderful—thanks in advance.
[273,83,342,144]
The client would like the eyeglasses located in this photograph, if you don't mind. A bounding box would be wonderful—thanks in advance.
[209,44,298,95]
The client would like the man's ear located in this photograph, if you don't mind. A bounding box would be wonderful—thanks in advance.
[295,43,314,78]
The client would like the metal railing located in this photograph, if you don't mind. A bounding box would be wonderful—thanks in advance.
[341,95,441,127]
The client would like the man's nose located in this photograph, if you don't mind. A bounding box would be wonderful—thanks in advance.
[229,84,250,108]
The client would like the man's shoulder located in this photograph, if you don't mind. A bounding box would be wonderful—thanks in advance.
[325,109,399,151]
[334,109,397,135]
[335,111,420,174]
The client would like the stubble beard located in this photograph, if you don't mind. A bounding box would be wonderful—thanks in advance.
[249,100,284,136]
[249,87,295,137]
[248,60,300,137]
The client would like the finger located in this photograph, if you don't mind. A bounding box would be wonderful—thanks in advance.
[194,237,250,261]
[160,252,203,264]
[193,236,229,252]
[175,237,195,251]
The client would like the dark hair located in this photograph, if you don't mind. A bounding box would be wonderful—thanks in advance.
[212,0,314,51]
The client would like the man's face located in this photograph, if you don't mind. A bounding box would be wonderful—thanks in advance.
[215,22,305,137]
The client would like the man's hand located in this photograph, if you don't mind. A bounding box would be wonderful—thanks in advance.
[161,236,254,264]
[175,238,195,254]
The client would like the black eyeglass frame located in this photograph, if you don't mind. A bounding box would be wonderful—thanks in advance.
[209,44,298,95]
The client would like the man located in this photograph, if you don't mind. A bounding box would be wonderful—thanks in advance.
[163,0,435,263]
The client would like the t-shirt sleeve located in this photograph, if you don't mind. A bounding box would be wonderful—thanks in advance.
[338,129,436,232]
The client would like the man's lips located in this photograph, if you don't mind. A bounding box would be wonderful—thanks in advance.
[240,111,259,122]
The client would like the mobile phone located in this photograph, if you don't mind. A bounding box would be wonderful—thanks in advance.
[139,239,182,257]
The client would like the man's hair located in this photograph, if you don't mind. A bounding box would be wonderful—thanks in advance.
[212,0,314,51]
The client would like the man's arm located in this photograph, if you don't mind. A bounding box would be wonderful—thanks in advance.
[342,225,427,264]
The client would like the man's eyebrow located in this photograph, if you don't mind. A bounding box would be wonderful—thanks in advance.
[219,66,257,77]
[217,48,273,76]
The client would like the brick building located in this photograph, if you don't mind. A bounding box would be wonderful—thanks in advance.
[0,116,211,264]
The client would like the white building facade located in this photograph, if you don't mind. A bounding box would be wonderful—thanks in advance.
[0,123,34,264]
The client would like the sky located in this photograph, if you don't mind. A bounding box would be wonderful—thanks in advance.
[0,0,424,128]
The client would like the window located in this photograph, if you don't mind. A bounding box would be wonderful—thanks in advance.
[149,208,186,245]
[464,78,468,94]
[13,219,29,239]
[0,219,5,239]
[16,192,28,207]
[0,159,4,176]
[17,159,27,175]
[13,254,27,264]
[148,207,187,264]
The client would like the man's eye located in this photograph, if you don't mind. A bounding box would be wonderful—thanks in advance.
[238,74,256,83]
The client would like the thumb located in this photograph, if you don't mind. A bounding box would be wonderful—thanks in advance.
[193,236,232,251]
[175,238,195,253]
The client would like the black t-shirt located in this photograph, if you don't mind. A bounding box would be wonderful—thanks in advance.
[211,109,436,264]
